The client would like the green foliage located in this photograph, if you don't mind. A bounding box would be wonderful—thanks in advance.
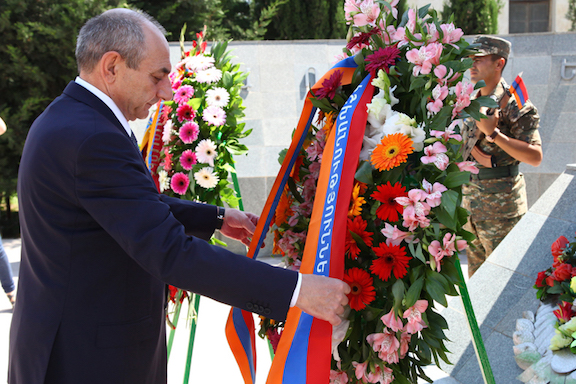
[255,0,347,39]
[568,0,576,31]
[131,0,286,41]
[442,0,503,35]
[0,0,120,217]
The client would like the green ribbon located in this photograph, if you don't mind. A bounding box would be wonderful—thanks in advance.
[455,257,495,384]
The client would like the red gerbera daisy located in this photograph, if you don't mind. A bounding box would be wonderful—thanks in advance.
[345,216,373,259]
[176,104,196,123]
[365,44,401,74]
[371,181,407,222]
[315,70,344,100]
[370,242,410,281]
[343,268,376,311]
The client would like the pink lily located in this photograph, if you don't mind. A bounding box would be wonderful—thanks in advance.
[430,120,463,142]
[381,308,404,332]
[457,161,480,174]
[381,223,415,246]
[396,189,431,231]
[403,300,428,334]
[452,80,475,119]
[422,179,447,208]
[329,370,349,384]
[352,0,381,26]
[441,23,464,46]
[399,331,411,358]
[367,365,394,384]
[421,141,449,171]
[366,330,400,364]
[406,43,443,76]
[352,361,369,381]
[434,64,460,86]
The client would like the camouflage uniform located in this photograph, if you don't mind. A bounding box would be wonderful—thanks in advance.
[462,80,541,277]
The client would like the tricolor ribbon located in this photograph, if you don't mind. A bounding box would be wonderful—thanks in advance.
[266,73,374,384]
[225,56,375,383]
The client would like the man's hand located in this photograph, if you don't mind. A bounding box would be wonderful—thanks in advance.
[219,208,259,247]
[296,274,350,326]
[477,107,500,136]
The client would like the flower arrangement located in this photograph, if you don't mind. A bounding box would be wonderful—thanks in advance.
[534,233,576,353]
[261,1,498,383]
[156,28,251,211]
[152,28,251,325]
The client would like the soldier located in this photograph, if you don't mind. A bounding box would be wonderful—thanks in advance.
[461,36,543,277]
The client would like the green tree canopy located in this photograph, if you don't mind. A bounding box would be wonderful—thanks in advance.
[442,0,502,35]
[0,0,121,218]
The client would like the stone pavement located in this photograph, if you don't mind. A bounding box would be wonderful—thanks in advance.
[0,237,466,383]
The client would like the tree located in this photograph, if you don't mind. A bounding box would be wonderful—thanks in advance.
[442,0,502,35]
[255,0,347,40]
[130,0,286,41]
[568,0,576,31]
[0,0,120,226]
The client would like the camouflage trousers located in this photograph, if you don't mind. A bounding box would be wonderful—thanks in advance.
[464,214,522,277]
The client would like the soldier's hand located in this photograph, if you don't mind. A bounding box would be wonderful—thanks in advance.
[477,106,499,137]
[295,274,350,326]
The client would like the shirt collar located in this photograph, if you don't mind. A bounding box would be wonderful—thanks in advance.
[75,76,132,136]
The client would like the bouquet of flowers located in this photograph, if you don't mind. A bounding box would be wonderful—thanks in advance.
[151,28,252,325]
[261,1,498,383]
[534,233,576,353]
[156,28,251,212]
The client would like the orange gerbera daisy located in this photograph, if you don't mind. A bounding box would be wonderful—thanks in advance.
[371,133,414,171]
[323,111,337,137]
[343,268,376,311]
[290,155,304,182]
[370,242,410,281]
[348,182,367,218]
[345,216,374,259]
[275,189,294,227]
[371,181,407,222]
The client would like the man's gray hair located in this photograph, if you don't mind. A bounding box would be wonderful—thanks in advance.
[75,8,166,73]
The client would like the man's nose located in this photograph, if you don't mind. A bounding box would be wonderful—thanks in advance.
[158,79,173,101]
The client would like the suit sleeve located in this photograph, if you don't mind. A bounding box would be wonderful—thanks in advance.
[74,130,297,321]
[159,195,217,241]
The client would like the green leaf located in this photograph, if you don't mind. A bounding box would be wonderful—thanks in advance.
[425,274,448,307]
[405,276,424,308]
[409,77,427,92]
[418,4,432,18]
[440,190,459,217]
[222,71,233,89]
[392,278,406,310]
[188,98,202,110]
[355,161,374,185]
[443,171,471,189]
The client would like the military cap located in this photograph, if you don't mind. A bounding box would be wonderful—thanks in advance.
[472,35,511,60]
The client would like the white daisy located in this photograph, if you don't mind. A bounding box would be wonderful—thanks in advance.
[195,138,217,167]
[205,87,230,107]
[183,55,215,72]
[162,120,174,144]
[194,167,219,189]
[158,169,170,192]
[195,68,222,84]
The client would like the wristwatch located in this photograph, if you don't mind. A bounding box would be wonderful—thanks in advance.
[216,206,225,229]
[485,127,500,143]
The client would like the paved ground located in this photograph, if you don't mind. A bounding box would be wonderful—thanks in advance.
[0,238,466,383]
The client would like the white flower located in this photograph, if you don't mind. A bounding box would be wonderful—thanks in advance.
[162,120,173,144]
[194,167,219,189]
[196,68,222,84]
[366,94,393,128]
[158,169,170,192]
[195,138,217,166]
[183,55,215,72]
[205,87,230,107]
[359,123,383,162]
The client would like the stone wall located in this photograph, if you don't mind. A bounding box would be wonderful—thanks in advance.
[133,32,576,255]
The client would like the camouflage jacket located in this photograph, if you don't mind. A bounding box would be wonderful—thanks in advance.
[461,79,541,221]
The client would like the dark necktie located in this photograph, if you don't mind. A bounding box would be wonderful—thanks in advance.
[129,130,139,149]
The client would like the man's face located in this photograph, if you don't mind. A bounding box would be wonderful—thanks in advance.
[469,55,500,85]
[110,25,173,121]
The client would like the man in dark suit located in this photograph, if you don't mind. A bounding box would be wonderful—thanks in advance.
[9,8,349,384]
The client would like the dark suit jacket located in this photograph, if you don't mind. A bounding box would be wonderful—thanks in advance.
[9,82,298,384]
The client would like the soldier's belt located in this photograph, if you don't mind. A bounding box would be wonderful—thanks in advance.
[471,164,519,180]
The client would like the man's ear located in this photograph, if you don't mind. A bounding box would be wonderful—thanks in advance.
[496,56,506,72]
[100,51,123,84]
